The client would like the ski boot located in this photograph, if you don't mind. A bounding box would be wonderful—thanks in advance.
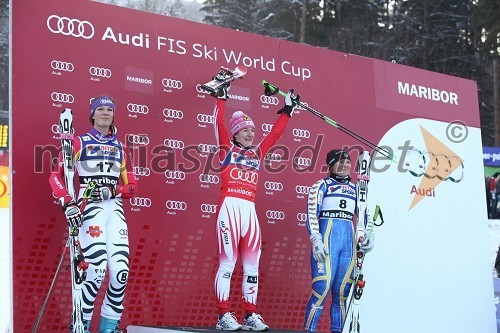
[69,319,91,333]
[98,316,123,333]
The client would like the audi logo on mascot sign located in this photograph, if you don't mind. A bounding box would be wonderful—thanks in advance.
[130,197,152,207]
[260,95,279,105]
[127,134,150,145]
[266,210,285,220]
[261,123,274,133]
[199,174,220,184]
[264,181,283,191]
[295,185,310,195]
[46,15,95,39]
[230,169,258,184]
[127,103,149,114]
[163,108,184,119]
[200,204,217,214]
[165,170,186,180]
[133,166,150,177]
[292,128,311,139]
[294,157,312,167]
[51,60,74,71]
[297,213,307,222]
[51,92,74,103]
[197,114,214,124]
[164,139,185,150]
[162,78,183,89]
[89,66,112,78]
[165,200,187,211]
[198,143,218,154]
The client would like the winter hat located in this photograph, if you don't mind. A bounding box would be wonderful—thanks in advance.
[326,149,350,168]
[230,111,254,136]
[89,96,115,123]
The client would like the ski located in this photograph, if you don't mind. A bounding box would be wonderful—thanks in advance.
[59,108,88,333]
[200,65,247,94]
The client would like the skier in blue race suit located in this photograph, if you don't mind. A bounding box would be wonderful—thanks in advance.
[303,149,374,333]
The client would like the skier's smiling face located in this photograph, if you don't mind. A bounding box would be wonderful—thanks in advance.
[93,106,114,129]
[330,158,351,177]
[234,127,255,148]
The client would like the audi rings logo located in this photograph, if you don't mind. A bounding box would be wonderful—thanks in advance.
[199,174,220,184]
[297,213,307,222]
[196,84,210,94]
[264,181,283,191]
[260,95,279,105]
[294,157,312,167]
[89,66,112,78]
[133,166,150,177]
[295,101,309,111]
[51,124,74,135]
[266,210,285,220]
[295,185,310,195]
[162,78,183,89]
[292,128,311,139]
[163,108,184,119]
[130,197,152,207]
[51,60,74,72]
[404,150,464,183]
[51,92,74,103]
[165,170,186,180]
[127,134,150,145]
[198,143,218,154]
[197,114,214,124]
[265,153,282,162]
[127,103,149,114]
[229,169,259,184]
[46,15,94,39]
[261,123,274,133]
[165,200,187,211]
[200,204,217,214]
[164,139,185,150]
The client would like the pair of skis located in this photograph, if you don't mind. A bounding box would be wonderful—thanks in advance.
[33,109,93,333]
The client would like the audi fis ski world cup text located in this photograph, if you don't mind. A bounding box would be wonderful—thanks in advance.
[46,14,312,81]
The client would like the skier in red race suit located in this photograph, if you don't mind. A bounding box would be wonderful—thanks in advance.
[49,96,138,333]
[210,72,299,331]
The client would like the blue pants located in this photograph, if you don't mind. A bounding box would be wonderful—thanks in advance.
[303,219,356,332]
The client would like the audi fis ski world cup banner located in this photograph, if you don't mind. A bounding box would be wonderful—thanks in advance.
[10,1,495,332]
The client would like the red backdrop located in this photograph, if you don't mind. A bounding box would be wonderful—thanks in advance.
[11,1,480,332]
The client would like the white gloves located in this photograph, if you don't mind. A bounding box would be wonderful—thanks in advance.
[310,233,329,262]
[63,200,83,228]
[91,186,116,202]
[358,210,375,253]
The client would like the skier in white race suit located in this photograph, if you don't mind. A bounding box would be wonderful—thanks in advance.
[210,71,299,331]
[49,96,138,333]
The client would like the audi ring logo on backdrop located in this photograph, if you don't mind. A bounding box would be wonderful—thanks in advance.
[127,103,149,114]
[199,174,220,184]
[264,181,283,191]
[294,157,312,167]
[130,197,152,207]
[51,124,75,135]
[200,204,217,214]
[261,123,274,133]
[162,78,183,89]
[51,92,74,103]
[133,166,151,177]
[295,185,310,195]
[89,66,112,78]
[292,128,311,138]
[404,150,465,183]
[198,143,218,154]
[51,60,74,72]
[266,210,285,220]
[164,139,185,150]
[297,213,307,222]
[127,134,150,145]
[229,169,259,184]
[197,114,214,124]
[196,84,210,94]
[46,15,95,39]
[295,102,309,111]
[265,153,282,162]
[165,170,186,180]
[165,200,187,210]
[163,109,184,119]
[260,95,279,105]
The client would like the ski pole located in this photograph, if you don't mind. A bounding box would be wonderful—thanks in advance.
[262,80,395,161]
